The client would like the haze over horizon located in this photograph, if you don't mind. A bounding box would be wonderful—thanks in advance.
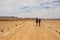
[0,0,60,19]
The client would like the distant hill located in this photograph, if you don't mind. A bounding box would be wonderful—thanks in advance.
[0,16,60,21]
[0,16,18,18]
[0,16,36,21]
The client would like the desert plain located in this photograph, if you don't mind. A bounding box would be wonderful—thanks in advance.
[0,18,60,40]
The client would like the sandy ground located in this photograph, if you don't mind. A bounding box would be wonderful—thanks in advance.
[0,20,60,40]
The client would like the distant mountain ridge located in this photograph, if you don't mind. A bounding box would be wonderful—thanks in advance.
[0,16,60,21]
[0,16,18,18]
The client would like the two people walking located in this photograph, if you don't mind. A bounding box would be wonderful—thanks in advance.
[36,17,41,26]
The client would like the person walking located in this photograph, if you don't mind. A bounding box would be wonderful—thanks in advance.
[36,17,38,26]
[39,19,41,26]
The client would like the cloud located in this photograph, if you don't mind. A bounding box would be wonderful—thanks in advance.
[53,0,60,2]
[0,0,60,19]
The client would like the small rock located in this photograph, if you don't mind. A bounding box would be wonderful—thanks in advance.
[56,31,58,32]
[16,24,17,26]
[59,32,60,34]
[49,27,51,28]
[1,30,3,32]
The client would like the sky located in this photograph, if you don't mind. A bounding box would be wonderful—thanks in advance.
[0,0,60,19]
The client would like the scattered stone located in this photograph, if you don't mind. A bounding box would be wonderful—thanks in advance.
[1,30,3,32]
[16,24,17,26]
[56,31,58,32]
[49,27,51,28]
[59,32,60,34]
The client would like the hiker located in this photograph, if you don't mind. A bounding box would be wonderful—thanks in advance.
[36,17,38,26]
[39,19,41,26]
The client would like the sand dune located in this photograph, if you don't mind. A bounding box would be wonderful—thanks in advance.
[0,20,60,40]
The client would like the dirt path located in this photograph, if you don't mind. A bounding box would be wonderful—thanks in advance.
[0,20,60,40]
[9,20,60,40]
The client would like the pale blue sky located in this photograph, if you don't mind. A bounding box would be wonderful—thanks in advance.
[0,0,60,19]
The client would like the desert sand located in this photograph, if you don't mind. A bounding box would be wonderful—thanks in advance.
[0,19,60,40]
